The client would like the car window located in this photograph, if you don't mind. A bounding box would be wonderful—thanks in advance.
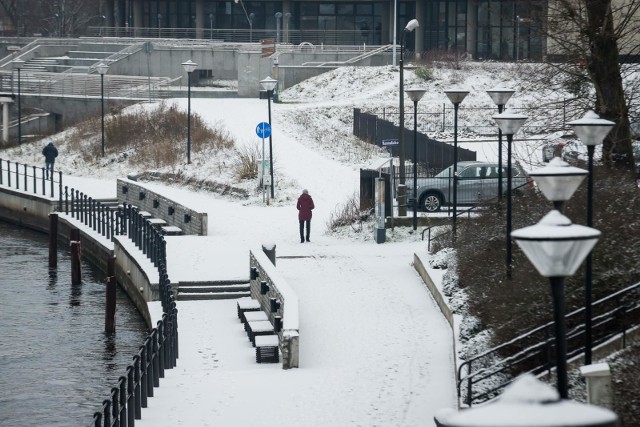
[460,166,482,178]
[435,165,454,178]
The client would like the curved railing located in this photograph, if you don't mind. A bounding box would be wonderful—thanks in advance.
[57,184,178,426]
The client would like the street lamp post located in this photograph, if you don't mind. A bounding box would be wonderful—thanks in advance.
[157,13,162,37]
[444,89,469,238]
[405,87,426,231]
[209,13,214,39]
[512,211,600,398]
[13,59,24,145]
[567,110,614,366]
[260,76,278,199]
[96,62,109,157]
[486,87,515,200]
[182,60,198,164]
[398,19,419,216]
[493,109,527,277]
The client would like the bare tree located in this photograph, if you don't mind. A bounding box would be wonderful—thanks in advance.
[542,0,638,168]
[0,0,102,37]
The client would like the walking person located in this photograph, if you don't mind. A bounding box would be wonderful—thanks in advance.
[297,189,314,243]
[42,141,58,180]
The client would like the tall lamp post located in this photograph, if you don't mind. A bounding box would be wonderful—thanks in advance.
[486,87,515,200]
[182,60,197,164]
[405,87,426,231]
[444,88,469,238]
[512,212,600,399]
[96,62,109,157]
[567,110,614,365]
[13,59,24,145]
[260,76,278,199]
[493,109,527,277]
[397,18,419,216]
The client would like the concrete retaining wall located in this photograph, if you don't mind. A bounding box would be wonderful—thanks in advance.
[0,186,57,232]
[249,248,299,369]
[0,184,154,329]
[117,178,208,236]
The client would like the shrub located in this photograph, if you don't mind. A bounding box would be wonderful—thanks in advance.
[232,143,260,180]
[415,66,434,82]
[326,192,373,232]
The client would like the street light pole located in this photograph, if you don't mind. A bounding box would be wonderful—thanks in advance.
[445,89,469,238]
[182,60,198,165]
[512,211,600,400]
[405,88,426,231]
[486,87,515,200]
[398,19,419,217]
[493,109,527,278]
[96,62,109,157]
[13,59,24,145]
[567,110,614,365]
[260,76,278,199]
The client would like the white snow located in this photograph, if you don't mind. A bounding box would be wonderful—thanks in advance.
[2,62,579,426]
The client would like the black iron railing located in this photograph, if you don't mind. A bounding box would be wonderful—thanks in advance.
[57,184,178,426]
[457,281,640,407]
[0,157,62,208]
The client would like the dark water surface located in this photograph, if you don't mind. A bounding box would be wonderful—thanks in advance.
[0,220,149,426]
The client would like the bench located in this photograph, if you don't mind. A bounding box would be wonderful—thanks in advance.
[255,335,280,363]
[246,320,274,346]
[243,311,268,330]
[148,218,168,227]
[237,298,261,323]
[161,225,183,236]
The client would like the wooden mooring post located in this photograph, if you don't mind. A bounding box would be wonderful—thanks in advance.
[48,213,58,269]
[105,257,116,333]
[70,228,81,286]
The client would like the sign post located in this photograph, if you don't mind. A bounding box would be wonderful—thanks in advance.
[256,122,272,203]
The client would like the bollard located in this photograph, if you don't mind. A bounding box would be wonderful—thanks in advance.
[48,213,58,269]
[70,228,82,286]
[105,257,116,333]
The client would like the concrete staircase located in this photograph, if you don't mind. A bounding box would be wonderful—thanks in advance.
[176,280,251,301]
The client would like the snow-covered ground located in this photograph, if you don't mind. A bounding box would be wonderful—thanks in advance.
[2,62,575,426]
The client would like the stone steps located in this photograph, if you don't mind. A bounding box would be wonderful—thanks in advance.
[176,280,250,301]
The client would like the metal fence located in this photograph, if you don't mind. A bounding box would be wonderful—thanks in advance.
[0,158,62,205]
[56,182,178,426]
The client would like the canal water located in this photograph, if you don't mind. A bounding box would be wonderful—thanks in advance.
[0,220,149,426]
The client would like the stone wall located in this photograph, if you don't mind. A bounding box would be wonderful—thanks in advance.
[0,186,57,232]
[249,248,299,369]
[117,178,208,236]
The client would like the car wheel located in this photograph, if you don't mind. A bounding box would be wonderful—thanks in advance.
[421,192,442,212]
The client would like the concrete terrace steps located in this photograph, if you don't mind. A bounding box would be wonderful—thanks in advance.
[176,280,251,301]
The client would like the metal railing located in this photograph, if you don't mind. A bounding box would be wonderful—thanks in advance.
[0,158,62,206]
[93,269,177,427]
[56,183,178,426]
[89,26,387,46]
[457,281,640,407]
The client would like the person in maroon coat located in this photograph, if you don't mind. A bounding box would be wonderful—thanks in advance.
[296,189,315,243]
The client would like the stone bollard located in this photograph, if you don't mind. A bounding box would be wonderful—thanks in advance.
[262,243,276,266]
[580,362,614,409]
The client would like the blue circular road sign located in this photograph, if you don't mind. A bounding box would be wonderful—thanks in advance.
[256,122,271,139]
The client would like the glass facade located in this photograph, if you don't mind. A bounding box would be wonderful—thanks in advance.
[132,0,546,59]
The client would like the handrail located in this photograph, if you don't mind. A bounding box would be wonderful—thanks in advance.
[56,181,178,426]
[0,158,62,207]
[457,281,640,407]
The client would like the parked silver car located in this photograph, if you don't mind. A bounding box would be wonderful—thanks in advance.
[406,161,532,212]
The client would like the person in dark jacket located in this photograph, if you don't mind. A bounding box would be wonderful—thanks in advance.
[296,189,315,243]
[42,141,58,179]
